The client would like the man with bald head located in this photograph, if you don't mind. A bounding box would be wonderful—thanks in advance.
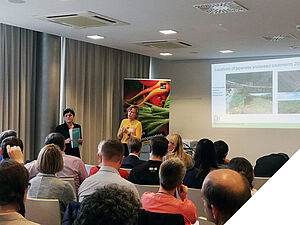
[201,169,251,225]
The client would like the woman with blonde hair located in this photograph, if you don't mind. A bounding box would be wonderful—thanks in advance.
[165,134,193,168]
[27,144,76,218]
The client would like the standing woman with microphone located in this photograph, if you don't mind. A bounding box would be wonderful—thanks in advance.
[117,106,142,157]
[56,108,83,158]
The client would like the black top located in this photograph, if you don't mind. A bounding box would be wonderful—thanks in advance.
[254,153,289,177]
[121,154,146,169]
[128,160,162,185]
[183,167,210,189]
[55,122,82,158]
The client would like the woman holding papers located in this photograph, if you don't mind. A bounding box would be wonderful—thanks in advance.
[117,106,142,157]
[55,108,83,158]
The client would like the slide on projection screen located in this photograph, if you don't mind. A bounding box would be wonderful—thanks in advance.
[212,57,300,128]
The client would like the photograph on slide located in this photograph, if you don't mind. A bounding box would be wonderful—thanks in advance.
[226,71,273,114]
[278,70,300,114]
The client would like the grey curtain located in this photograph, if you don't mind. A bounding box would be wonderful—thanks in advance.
[0,23,37,160]
[65,39,150,164]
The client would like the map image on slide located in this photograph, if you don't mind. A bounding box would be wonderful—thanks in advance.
[278,70,300,114]
[226,72,273,114]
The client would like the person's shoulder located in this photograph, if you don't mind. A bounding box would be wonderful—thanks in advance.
[73,123,81,128]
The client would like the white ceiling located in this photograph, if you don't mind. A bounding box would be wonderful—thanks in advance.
[1,0,300,60]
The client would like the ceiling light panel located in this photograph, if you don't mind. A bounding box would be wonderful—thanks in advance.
[160,53,173,56]
[88,35,104,39]
[160,30,177,35]
[193,1,248,14]
[220,50,234,53]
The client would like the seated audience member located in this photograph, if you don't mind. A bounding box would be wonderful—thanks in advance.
[183,139,218,189]
[27,144,76,218]
[25,132,88,190]
[74,184,141,225]
[121,137,146,169]
[214,140,230,168]
[88,141,129,179]
[0,136,23,160]
[141,158,197,225]
[165,134,193,168]
[78,139,139,202]
[228,157,257,195]
[254,153,289,177]
[128,136,168,185]
[202,169,251,225]
[0,159,38,224]
[0,130,17,161]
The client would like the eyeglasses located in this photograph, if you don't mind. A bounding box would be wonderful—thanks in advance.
[128,110,136,114]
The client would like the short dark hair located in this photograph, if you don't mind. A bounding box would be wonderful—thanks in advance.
[63,108,75,117]
[0,159,29,217]
[37,144,63,174]
[159,158,186,191]
[1,136,24,159]
[150,136,168,158]
[214,140,229,164]
[127,137,142,153]
[44,132,65,151]
[74,184,141,225]
[203,172,251,222]
[228,157,254,188]
[100,139,124,162]
[0,130,17,144]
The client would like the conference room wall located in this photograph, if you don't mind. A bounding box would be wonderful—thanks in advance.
[150,56,300,165]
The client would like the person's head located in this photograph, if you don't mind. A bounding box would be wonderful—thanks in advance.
[194,139,217,170]
[202,169,251,225]
[0,130,17,144]
[127,106,139,121]
[159,158,186,191]
[0,159,29,217]
[44,132,65,151]
[98,139,124,163]
[74,184,141,225]
[63,108,75,123]
[214,140,229,164]
[166,133,182,153]
[0,136,24,159]
[37,144,63,174]
[127,137,142,154]
[149,136,168,158]
[228,157,254,189]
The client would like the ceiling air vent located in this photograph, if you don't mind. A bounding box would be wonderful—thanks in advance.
[193,1,247,14]
[262,34,297,42]
[135,40,192,49]
[35,11,129,28]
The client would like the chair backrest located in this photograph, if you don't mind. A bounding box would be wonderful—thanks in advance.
[134,184,160,197]
[25,198,61,225]
[253,177,269,190]
[186,188,206,218]
[135,209,185,225]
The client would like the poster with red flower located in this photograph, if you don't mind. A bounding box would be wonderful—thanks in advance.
[124,78,171,140]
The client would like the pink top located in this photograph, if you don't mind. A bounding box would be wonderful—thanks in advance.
[141,192,197,225]
[25,152,88,190]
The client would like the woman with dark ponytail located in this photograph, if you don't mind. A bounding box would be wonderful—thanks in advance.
[183,139,218,189]
[0,159,38,224]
